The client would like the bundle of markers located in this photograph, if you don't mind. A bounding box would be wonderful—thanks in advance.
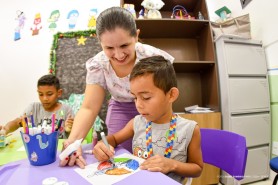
[21,113,63,136]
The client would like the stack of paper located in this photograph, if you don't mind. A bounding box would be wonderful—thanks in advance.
[184,105,214,113]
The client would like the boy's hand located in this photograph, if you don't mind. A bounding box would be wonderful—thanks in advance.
[59,140,86,168]
[65,115,74,133]
[140,155,173,174]
[92,141,115,162]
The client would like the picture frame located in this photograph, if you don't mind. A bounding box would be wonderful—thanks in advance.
[240,0,253,9]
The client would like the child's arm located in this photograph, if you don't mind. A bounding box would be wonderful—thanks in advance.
[1,118,22,135]
[93,118,134,161]
[140,125,203,177]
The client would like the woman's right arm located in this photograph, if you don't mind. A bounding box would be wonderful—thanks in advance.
[68,84,106,142]
[60,84,106,168]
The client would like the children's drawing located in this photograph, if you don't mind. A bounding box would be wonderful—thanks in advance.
[14,10,26,41]
[87,9,97,29]
[74,153,145,185]
[96,158,139,175]
[48,10,60,32]
[97,161,114,171]
[67,10,79,29]
[105,167,131,175]
[30,13,42,36]
[123,4,136,18]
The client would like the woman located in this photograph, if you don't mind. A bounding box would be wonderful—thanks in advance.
[60,6,174,168]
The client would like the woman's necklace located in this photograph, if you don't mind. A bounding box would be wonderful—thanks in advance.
[145,114,177,158]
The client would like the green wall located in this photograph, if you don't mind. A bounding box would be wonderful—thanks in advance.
[269,74,278,156]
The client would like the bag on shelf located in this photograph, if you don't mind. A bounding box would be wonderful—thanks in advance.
[211,14,251,40]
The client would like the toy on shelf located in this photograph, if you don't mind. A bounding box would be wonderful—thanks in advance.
[138,8,145,19]
[141,0,165,19]
[171,5,195,20]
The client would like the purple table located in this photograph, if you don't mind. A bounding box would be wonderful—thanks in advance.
[0,145,181,185]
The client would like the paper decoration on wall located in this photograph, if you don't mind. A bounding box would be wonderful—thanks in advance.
[49,29,110,124]
[67,10,79,29]
[49,29,99,78]
[74,153,145,185]
[77,35,87,45]
[123,4,136,18]
[48,10,60,32]
[88,9,98,29]
[30,13,42,36]
[14,10,26,41]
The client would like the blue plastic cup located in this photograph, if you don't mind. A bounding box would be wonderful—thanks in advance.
[20,131,58,166]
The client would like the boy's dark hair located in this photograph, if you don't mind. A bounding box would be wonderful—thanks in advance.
[37,74,60,90]
[130,56,177,94]
[96,6,137,40]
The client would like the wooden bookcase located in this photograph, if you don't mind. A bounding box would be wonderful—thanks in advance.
[122,0,221,184]
[122,0,220,112]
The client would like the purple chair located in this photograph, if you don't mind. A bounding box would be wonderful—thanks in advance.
[200,128,248,183]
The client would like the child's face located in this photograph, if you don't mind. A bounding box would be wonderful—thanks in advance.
[37,85,61,111]
[130,74,173,124]
[100,27,138,68]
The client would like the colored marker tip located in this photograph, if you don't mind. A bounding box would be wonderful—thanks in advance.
[60,110,64,116]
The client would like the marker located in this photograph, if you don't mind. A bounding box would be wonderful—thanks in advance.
[21,117,27,134]
[51,113,55,133]
[100,132,114,165]
[30,112,35,127]
[56,119,63,131]
[59,138,83,160]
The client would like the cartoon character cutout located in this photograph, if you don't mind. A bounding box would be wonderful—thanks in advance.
[133,146,149,159]
[67,10,79,29]
[48,10,60,32]
[14,10,26,41]
[88,9,97,29]
[30,13,42,36]
[30,152,38,162]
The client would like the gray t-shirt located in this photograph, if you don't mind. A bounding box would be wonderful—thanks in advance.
[132,114,197,183]
[23,102,74,138]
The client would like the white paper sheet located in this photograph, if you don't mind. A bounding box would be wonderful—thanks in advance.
[74,153,145,185]
[17,146,25,151]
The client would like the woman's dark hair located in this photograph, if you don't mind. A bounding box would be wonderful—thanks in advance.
[96,7,137,40]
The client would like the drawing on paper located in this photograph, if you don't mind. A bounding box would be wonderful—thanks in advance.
[95,158,139,176]
[74,153,145,185]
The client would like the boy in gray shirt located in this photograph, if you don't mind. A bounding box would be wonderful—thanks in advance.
[0,74,74,138]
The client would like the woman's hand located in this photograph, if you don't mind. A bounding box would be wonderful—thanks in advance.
[59,140,87,168]
[92,141,115,162]
[140,155,174,174]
